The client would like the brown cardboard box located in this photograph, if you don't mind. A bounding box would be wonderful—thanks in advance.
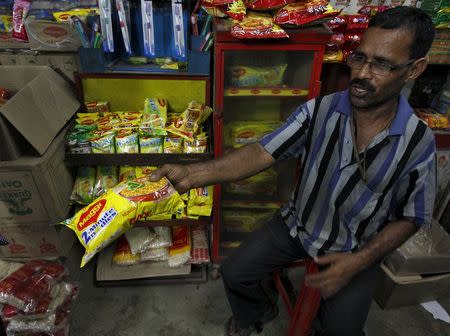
[0,66,80,161]
[374,264,450,309]
[0,128,74,225]
[0,53,80,82]
[384,220,450,276]
[0,223,73,259]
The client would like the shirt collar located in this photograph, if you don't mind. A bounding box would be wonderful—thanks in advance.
[335,89,412,136]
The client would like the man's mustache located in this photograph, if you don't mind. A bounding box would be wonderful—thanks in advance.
[350,79,375,92]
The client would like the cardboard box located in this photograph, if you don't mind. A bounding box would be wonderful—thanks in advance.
[0,53,80,81]
[384,220,450,276]
[96,244,191,281]
[374,264,450,309]
[0,223,74,259]
[0,66,80,161]
[0,32,30,50]
[0,128,74,225]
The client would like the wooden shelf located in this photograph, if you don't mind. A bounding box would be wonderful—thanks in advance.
[65,152,212,166]
[224,87,308,97]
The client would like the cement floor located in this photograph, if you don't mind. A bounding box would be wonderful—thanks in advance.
[66,246,450,336]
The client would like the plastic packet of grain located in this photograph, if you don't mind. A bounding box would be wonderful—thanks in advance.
[125,228,157,255]
[113,236,141,266]
[168,225,191,267]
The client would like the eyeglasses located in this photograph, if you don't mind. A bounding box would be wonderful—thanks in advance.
[346,53,415,76]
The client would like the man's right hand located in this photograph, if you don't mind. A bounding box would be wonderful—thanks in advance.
[150,164,192,194]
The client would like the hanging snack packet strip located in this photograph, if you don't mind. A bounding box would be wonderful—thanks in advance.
[273,1,339,27]
[231,12,289,39]
[247,0,296,11]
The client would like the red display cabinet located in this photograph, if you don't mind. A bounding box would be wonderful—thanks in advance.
[211,19,331,263]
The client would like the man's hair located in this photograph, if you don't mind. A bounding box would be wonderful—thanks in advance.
[369,6,435,60]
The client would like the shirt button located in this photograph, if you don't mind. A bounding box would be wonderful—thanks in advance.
[346,139,350,144]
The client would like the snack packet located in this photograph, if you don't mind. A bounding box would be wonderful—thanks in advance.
[93,166,118,198]
[62,185,137,267]
[70,167,96,205]
[66,129,92,154]
[115,130,139,153]
[164,136,183,153]
[228,121,281,147]
[323,50,344,63]
[136,166,158,177]
[53,8,98,22]
[187,186,214,217]
[75,113,99,132]
[119,166,136,182]
[183,133,208,153]
[85,101,110,113]
[345,14,369,32]
[247,0,296,11]
[113,236,140,266]
[0,15,13,32]
[326,15,347,32]
[139,136,163,153]
[90,131,116,153]
[223,0,247,21]
[358,5,390,17]
[142,98,168,136]
[273,1,339,27]
[231,11,289,39]
[166,101,213,141]
[189,224,210,264]
[230,64,287,87]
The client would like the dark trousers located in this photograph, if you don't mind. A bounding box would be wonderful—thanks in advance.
[220,213,379,336]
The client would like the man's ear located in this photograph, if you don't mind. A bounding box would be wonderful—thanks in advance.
[407,57,428,80]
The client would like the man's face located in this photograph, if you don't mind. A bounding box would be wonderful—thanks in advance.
[349,27,414,110]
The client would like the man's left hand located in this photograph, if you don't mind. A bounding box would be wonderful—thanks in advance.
[304,253,362,299]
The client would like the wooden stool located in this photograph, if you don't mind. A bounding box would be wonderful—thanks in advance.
[273,259,322,336]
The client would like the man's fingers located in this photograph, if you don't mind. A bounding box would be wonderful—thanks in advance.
[314,253,340,266]
[150,166,169,181]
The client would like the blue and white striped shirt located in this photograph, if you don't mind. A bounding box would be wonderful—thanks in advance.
[259,90,436,256]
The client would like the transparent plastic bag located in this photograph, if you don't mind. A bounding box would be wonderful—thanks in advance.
[140,247,169,262]
[168,225,191,268]
[125,228,157,255]
[147,227,172,249]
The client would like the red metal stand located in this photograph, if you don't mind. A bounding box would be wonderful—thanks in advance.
[273,259,322,336]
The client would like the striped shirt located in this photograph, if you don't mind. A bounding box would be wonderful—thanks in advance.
[259,90,436,256]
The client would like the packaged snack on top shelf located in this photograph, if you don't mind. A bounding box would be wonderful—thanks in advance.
[247,0,296,10]
[70,166,96,205]
[53,8,98,22]
[139,136,164,153]
[85,100,110,113]
[326,33,345,50]
[166,101,213,141]
[119,166,136,182]
[228,120,282,147]
[66,129,92,154]
[189,224,210,264]
[187,186,214,217]
[273,1,339,27]
[183,133,208,153]
[168,225,191,267]
[230,64,287,88]
[164,136,184,153]
[125,227,157,255]
[93,166,118,198]
[231,11,289,39]
[113,236,140,266]
[142,98,168,136]
[75,112,99,132]
[90,131,116,153]
[115,129,139,153]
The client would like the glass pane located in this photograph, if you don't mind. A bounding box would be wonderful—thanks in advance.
[219,49,315,257]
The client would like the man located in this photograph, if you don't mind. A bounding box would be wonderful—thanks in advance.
[151,6,436,336]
